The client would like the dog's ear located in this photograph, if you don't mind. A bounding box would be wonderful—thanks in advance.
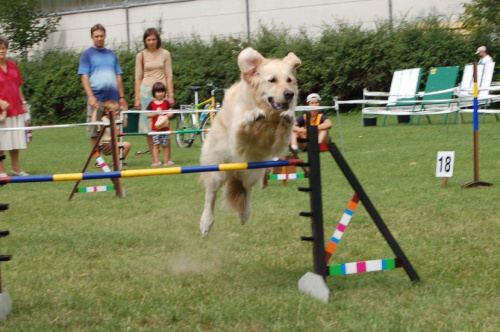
[283,52,301,72]
[238,47,265,84]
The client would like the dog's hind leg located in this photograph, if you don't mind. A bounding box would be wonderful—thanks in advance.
[225,175,252,225]
[227,170,263,225]
[238,186,253,225]
[200,172,225,237]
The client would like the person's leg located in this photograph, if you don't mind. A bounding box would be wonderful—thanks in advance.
[161,134,170,165]
[297,132,308,151]
[140,85,154,153]
[162,145,169,165]
[9,149,20,173]
[291,131,298,147]
[0,150,5,174]
[318,129,330,143]
[87,102,104,151]
[91,137,98,150]
[151,134,161,166]
[292,131,308,151]
[146,136,153,153]
[122,142,131,159]
[152,145,160,165]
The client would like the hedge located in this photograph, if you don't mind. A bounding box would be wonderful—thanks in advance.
[17,17,498,124]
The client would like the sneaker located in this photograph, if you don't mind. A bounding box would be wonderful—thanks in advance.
[152,162,161,167]
[11,170,29,176]
[0,173,7,177]
[164,160,174,166]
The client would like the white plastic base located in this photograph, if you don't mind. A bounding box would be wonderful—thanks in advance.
[0,291,12,321]
[298,272,330,303]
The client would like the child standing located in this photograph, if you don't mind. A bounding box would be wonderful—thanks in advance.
[146,82,174,166]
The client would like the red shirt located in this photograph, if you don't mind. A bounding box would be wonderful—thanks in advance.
[146,100,171,131]
[0,60,24,117]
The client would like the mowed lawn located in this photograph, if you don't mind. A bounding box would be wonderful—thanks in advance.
[0,113,499,331]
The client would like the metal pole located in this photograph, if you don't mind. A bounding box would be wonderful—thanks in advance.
[125,0,131,52]
[245,0,251,43]
[388,0,393,31]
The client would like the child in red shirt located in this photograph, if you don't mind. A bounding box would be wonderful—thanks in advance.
[146,82,174,166]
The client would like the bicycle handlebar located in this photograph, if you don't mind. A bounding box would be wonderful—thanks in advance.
[206,83,224,91]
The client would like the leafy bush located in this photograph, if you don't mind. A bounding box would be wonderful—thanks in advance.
[16,17,497,124]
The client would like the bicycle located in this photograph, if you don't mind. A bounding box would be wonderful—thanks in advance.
[175,83,223,148]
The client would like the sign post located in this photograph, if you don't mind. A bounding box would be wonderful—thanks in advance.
[436,151,455,188]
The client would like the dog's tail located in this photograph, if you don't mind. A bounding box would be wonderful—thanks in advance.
[225,176,247,213]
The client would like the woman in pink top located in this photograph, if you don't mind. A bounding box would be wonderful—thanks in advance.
[134,28,174,153]
[0,36,29,177]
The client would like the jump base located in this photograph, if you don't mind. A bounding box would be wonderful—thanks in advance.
[0,291,12,321]
[298,272,330,303]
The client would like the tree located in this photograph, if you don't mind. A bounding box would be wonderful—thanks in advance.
[0,0,60,61]
[461,0,500,42]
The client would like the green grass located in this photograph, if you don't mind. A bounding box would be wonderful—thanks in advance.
[0,114,499,331]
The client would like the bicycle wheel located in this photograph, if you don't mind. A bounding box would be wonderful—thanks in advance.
[200,112,214,143]
[175,113,197,148]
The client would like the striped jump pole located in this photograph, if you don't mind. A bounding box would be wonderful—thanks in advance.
[120,129,209,136]
[329,258,402,276]
[324,193,360,264]
[94,152,111,173]
[268,173,306,181]
[0,159,304,184]
[77,185,115,193]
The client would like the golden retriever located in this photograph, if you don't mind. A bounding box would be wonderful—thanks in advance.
[199,47,301,236]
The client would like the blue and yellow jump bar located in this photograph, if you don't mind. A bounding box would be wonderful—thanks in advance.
[0,159,304,184]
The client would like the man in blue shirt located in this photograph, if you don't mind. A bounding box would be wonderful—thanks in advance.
[78,24,128,148]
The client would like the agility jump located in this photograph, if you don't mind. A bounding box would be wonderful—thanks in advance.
[296,125,419,302]
[0,123,419,303]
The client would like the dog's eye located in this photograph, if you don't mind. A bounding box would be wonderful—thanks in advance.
[287,77,293,83]
[268,78,276,83]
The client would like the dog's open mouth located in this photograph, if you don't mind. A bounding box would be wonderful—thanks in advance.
[268,98,289,111]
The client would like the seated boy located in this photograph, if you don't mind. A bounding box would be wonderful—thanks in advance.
[94,100,131,166]
[291,93,332,152]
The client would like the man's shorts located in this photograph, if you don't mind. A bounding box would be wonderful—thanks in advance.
[86,101,105,138]
[152,133,170,147]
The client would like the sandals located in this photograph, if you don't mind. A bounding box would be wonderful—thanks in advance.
[135,150,151,155]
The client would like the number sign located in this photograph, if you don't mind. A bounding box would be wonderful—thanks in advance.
[436,151,455,177]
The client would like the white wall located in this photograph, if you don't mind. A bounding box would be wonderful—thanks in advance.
[40,0,470,52]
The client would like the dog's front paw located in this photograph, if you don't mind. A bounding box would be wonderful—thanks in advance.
[280,110,294,124]
[245,109,266,124]
[200,212,215,237]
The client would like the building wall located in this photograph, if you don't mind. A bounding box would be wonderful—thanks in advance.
[41,0,470,52]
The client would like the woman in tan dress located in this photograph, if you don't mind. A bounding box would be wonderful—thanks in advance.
[134,28,174,158]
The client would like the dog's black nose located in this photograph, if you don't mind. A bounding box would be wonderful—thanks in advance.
[283,90,294,101]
